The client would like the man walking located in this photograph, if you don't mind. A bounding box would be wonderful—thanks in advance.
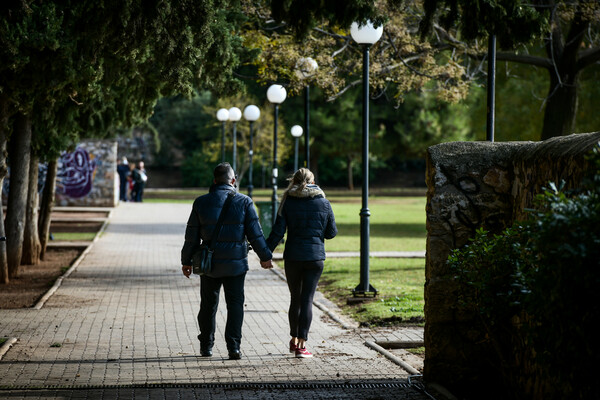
[116,157,130,201]
[181,163,273,360]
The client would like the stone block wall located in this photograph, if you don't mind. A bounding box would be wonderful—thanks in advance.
[55,140,118,207]
[424,132,600,394]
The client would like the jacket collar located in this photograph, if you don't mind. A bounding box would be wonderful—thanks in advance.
[286,184,325,198]
[209,183,235,193]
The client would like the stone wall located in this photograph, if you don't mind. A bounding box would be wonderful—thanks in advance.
[424,132,600,395]
[54,140,118,207]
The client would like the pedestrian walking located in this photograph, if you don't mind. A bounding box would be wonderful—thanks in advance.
[116,156,130,201]
[181,162,274,360]
[131,161,148,202]
[266,168,337,358]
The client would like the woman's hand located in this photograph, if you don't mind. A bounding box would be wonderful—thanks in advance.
[182,265,192,278]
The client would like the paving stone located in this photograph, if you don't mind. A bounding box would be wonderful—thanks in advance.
[0,202,431,399]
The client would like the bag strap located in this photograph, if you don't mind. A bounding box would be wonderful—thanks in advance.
[206,191,235,251]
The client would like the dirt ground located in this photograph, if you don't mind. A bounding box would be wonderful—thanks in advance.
[0,248,83,309]
[0,210,104,309]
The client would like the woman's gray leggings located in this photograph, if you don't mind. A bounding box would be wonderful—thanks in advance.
[284,260,324,341]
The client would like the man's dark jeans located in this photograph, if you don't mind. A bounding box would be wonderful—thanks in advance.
[198,272,246,352]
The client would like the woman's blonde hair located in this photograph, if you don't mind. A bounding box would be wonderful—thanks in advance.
[277,168,315,216]
[285,168,314,192]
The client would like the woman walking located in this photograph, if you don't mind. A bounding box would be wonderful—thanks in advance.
[266,168,337,358]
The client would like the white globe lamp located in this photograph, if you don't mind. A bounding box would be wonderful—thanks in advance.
[216,108,229,121]
[267,84,287,104]
[243,105,260,122]
[350,21,383,44]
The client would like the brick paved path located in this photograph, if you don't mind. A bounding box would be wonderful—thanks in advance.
[0,202,429,399]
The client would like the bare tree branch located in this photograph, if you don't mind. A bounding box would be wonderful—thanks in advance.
[326,79,362,101]
[577,47,600,70]
[495,52,554,69]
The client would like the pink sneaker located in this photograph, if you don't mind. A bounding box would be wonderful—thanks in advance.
[295,347,313,358]
[289,339,298,353]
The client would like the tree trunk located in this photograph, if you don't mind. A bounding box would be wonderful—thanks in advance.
[6,112,32,278]
[540,7,588,141]
[347,155,354,190]
[311,146,320,183]
[540,71,579,140]
[39,158,58,260]
[0,97,9,284]
[22,154,41,265]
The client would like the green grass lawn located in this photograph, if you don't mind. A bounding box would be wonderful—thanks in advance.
[52,232,97,241]
[326,197,427,252]
[320,257,425,326]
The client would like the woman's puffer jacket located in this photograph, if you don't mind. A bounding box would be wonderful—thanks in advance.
[181,184,272,278]
[266,184,337,261]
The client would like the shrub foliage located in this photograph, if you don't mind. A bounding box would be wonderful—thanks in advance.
[448,144,600,399]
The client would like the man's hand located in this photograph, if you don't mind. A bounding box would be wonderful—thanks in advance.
[182,265,192,278]
[260,259,273,269]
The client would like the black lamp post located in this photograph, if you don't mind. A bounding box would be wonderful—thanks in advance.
[290,125,303,172]
[243,105,260,199]
[229,107,242,174]
[216,108,229,163]
[267,84,287,226]
[295,57,318,169]
[486,34,496,142]
[350,20,383,297]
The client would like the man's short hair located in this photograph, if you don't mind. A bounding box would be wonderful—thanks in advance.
[214,163,235,184]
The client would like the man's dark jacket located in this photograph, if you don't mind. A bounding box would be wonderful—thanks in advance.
[266,184,337,261]
[181,184,272,278]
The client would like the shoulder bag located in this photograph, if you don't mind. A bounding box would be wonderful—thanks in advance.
[192,191,235,275]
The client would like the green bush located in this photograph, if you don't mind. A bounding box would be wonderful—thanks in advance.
[448,144,600,400]
[180,149,216,187]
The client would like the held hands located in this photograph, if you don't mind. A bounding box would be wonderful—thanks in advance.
[185,261,272,274]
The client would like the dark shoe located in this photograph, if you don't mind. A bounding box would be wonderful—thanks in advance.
[201,349,213,357]
[228,349,242,360]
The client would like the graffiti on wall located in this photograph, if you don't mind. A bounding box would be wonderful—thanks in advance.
[56,147,97,198]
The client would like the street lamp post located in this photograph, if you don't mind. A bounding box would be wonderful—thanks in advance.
[243,105,260,199]
[350,20,383,297]
[228,107,242,173]
[290,125,303,172]
[266,84,287,227]
[216,108,229,162]
[295,57,318,169]
[486,34,496,142]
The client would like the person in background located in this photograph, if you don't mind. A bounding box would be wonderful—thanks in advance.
[116,157,130,202]
[181,163,274,360]
[131,161,147,202]
[266,168,337,358]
